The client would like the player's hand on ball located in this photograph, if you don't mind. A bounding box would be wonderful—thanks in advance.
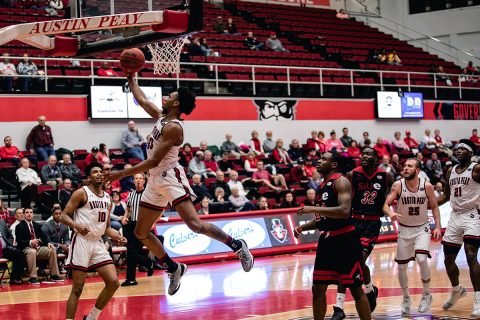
[432,227,442,240]
[74,224,90,236]
[293,226,302,238]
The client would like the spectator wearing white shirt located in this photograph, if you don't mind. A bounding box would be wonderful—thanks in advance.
[9,208,24,246]
[46,0,63,15]
[244,152,258,173]
[422,129,438,150]
[16,158,42,208]
[227,170,249,197]
[392,131,410,152]
[434,182,443,198]
[187,151,210,178]
[228,187,256,212]
[0,53,17,92]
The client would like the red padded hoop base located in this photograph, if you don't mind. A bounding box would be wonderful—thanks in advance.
[151,10,189,34]
[45,36,78,57]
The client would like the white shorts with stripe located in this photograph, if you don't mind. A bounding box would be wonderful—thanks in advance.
[442,209,480,248]
[65,234,113,271]
[395,222,431,264]
[141,163,196,211]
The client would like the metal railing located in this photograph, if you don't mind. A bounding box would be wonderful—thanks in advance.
[1,56,479,99]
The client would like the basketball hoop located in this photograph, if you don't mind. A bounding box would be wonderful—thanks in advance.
[148,37,187,75]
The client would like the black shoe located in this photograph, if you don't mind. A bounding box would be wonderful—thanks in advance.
[121,280,138,287]
[138,266,148,272]
[10,279,23,285]
[147,260,154,277]
[366,285,379,312]
[50,275,64,282]
[29,278,39,285]
[330,306,346,320]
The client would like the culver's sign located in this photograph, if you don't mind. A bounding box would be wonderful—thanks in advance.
[222,219,268,249]
[162,224,211,256]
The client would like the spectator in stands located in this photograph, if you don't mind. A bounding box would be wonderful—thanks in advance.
[290,159,309,183]
[272,139,292,165]
[214,16,226,33]
[59,153,81,187]
[256,196,269,210]
[58,178,73,210]
[84,147,99,166]
[377,48,387,63]
[210,170,230,198]
[221,133,242,158]
[229,186,256,212]
[263,130,275,154]
[199,140,209,153]
[363,139,372,148]
[423,129,438,150]
[306,148,319,165]
[179,143,193,167]
[46,0,63,15]
[225,18,239,35]
[347,140,361,160]
[340,127,352,148]
[359,131,370,147]
[0,136,23,164]
[121,120,144,160]
[227,170,248,196]
[188,38,204,56]
[41,207,70,256]
[288,139,303,162]
[436,66,452,86]
[218,151,233,172]
[250,130,264,155]
[197,197,210,215]
[203,150,218,175]
[303,188,318,206]
[368,49,379,63]
[373,137,389,158]
[434,129,453,157]
[119,164,135,192]
[244,31,264,51]
[16,207,62,284]
[199,38,216,56]
[387,50,402,65]
[336,8,350,19]
[426,152,443,184]
[17,53,39,92]
[97,62,119,77]
[213,187,226,203]
[404,130,420,153]
[188,150,209,178]
[307,169,321,190]
[191,174,212,203]
[378,155,395,175]
[459,68,474,83]
[110,191,126,228]
[391,154,403,179]
[9,208,23,246]
[26,115,55,161]
[265,32,288,52]
[416,152,427,172]
[434,182,443,197]
[470,129,480,149]
[393,131,410,152]
[0,218,25,285]
[96,143,110,164]
[0,53,17,92]
[41,155,62,189]
[326,130,345,152]
[16,158,41,208]
[244,151,258,173]
[280,192,299,209]
[466,61,476,74]
[0,199,11,224]
[307,130,325,153]
[252,160,287,191]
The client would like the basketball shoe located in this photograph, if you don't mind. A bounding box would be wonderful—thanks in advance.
[401,296,411,317]
[442,286,467,310]
[235,239,254,272]
[472,298,480,318]
[418,293,433,313]
[366,285,379,312]
[167,263,187,295]
[330,306,346,320]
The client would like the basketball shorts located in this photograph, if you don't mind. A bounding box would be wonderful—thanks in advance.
[65,234,112,271]
[442,209,480,253]
[141,164,196,211]
[352,218,382,256]
[313,227,364,287]
[395,222,431,264]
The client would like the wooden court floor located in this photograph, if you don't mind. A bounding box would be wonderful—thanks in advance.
[0,242,478,319]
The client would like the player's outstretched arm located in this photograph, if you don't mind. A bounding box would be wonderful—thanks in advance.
[425,182,442,239]
[383,181,401,221]
[127,75,162,120]
[60,189,90,236]
[436,167,452,205]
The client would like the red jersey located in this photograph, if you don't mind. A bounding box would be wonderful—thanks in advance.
[350,167,388,217]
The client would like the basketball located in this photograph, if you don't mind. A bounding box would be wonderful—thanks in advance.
[119,48,145,74]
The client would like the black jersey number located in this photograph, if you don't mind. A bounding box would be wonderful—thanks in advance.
[408,207,420,216]
[361,191,377,205]
[98,211,106,222]
[454,187,462,197]
[147,137,154,150]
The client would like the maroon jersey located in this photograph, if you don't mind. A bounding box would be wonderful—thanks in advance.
[350,166,388,217]
[315,173,352,231]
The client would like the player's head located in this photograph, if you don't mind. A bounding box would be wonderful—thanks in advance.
[163,87,196,116]
[455,139,475,164]
[86,162,103,187]
[361,147,377,168]
[402,158,421,181]
[317,152,342,174]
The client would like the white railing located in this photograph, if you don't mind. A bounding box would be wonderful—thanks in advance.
[1,56,479,99]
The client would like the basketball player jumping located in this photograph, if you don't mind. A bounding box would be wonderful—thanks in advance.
[60,164,127,320]
[104,76,254,295]
[437,139,480,318]
[383,158,441,317]
[295,152,371,320]
[331,147,393,320]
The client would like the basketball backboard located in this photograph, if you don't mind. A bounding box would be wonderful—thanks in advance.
[0,0,202,57]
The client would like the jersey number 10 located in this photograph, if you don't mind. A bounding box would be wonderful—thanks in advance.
[98,212,106,222]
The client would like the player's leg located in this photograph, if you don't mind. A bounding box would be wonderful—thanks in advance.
[66,270,87,319]
[464,241,480,317]
[332,283,347,320]
[414,224,433,313]
[348,284,371,320]
[312,284,329,320]
[84,264,120,320]
[395,229,414,317]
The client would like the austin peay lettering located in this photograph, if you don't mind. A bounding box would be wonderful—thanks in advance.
[400,196,426,205]
[449,176,470,187]
[89,200,110,210]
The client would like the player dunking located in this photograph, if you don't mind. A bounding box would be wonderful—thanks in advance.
[437,139,480,318]
[60,164,126,320]
[295,152,371,320]
[331,147,393,320]
[104,76,254,295]
[384,158,441,317]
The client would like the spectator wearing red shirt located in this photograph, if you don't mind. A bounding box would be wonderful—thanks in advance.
[470,129,480,149]
[251,160,287,191]
[304,158,316,177]
[271,139,292,164]
[290,159,308,183]
[203,150,218,175]
[466,61,476,75]
[26,115,55,161]
[84,147,99,166]
[373,137,390,158]
[249,130,264,155]
[179,143,194,167]
[97,62,119,77]
[0,136,23,164]
[307,130,325,153]
[244,152,258,173]
[347,140,361,159]
[404,130,420,151]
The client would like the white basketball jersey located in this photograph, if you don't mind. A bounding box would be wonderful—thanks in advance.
[397,178,429,226]
[449,162,480,213]
[147,117,183,176]
[74,186,111,240]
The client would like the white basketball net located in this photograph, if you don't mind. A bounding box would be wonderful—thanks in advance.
[147,37,188,75]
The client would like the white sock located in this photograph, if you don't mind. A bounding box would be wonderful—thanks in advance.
[452,284,461,291]
[364,282,374,293]
[475,291,480,300]
[87,307,102,320]
[422,281,430,295]
[398,264,409,297]
[335,293,346,309]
